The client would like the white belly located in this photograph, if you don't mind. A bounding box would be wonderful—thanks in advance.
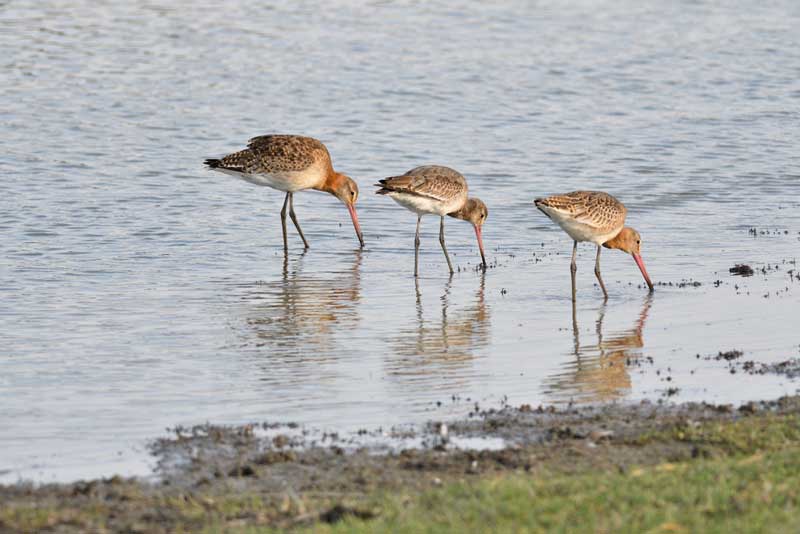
[387,191,464,216]
[556,217,620,245]
[540,205,621,245]
[214,167,324,193]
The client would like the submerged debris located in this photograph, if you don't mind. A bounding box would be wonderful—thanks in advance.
[742,359,800,379]
[655,280,702,288]
[714,350,744,361]
[729,264,754,277]
[701,349,800,379]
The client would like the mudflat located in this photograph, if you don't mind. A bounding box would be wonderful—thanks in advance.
[3,395,800,532]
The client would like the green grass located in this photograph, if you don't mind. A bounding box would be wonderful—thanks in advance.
[306,449,800,534]
[635,412,800,454]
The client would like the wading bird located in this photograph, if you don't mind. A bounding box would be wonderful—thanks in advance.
[534,191,653,300]
[376,165,487,276]
[205,135,364,250]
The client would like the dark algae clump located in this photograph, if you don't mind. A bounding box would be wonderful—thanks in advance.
[729,264,754,277]
[714,350,744,361]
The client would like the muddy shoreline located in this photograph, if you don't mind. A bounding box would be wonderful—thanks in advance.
[4,394,800,532]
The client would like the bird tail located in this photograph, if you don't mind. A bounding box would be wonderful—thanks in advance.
[533,197,553,219]
[374,175,410,194]
[374,177,399,195]
[204,158,222,169]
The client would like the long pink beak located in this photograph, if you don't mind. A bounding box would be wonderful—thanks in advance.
[632,253,654,291]
[474,225,487,268]
[347,204,364,248]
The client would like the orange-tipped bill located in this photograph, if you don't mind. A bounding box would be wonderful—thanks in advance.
[347,204,365,248]
[632,253,653,291]
[474,225,487,268]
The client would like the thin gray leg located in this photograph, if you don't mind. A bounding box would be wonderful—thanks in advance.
[570,240,578,302]
[438,216,454,274]
[280,193,289,252]
[594,245,608,300]
[414,215,422,277]
[571,298,579,355]
[288,193,309,249]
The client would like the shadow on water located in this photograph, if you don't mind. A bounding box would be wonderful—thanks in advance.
[385,271,491,384]
[544,294,653,403]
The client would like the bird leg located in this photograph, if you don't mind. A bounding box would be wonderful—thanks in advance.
[288,193,309,249]
[594,245,608,300]
[570,240,578,302]
[280,193,289,252]
[414,216,422,277]
[439,216,454,275]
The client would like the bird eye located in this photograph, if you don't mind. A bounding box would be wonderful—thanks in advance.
[351,191,356,197]
[637,240,640,244]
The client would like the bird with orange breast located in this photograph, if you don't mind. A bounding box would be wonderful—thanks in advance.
[535,191,653,300]
[205,135,364,251]
[376,166,487,276]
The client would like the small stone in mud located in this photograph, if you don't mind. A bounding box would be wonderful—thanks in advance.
[739,402,759,414]
[730,264,754,277]
[229,464,256,477]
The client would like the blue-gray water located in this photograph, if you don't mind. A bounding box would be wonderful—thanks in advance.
[1,1,799,482]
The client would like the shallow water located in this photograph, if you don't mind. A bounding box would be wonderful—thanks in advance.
[2,0,800,482]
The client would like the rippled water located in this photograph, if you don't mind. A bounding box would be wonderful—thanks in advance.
[2,1,799,482]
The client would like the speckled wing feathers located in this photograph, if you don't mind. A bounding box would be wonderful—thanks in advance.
[376,165,467,203]
[206,135,331,174]
[536,191,626,232]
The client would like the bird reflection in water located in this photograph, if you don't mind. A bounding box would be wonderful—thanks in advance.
[385,271,490,385]
[544,294,653,403]
[236,251,363,365]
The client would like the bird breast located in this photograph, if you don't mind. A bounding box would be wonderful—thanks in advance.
[387,191,465,216]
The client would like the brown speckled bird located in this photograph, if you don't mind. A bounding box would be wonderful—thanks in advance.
[534,191,653,300]
[205,135,364,250]
[376,166,487,276]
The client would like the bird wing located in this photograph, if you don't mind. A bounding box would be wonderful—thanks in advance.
[376,166,466,202]
[206,135,330,174]
[536,191,626,230]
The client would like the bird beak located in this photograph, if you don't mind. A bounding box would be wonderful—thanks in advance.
[474,225,487,268]
[632,253,654,292]
[347,204,364,248]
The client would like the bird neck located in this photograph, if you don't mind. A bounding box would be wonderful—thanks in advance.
[448,200,472,221]
[317,170,344,195]
[603,228,629,252]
